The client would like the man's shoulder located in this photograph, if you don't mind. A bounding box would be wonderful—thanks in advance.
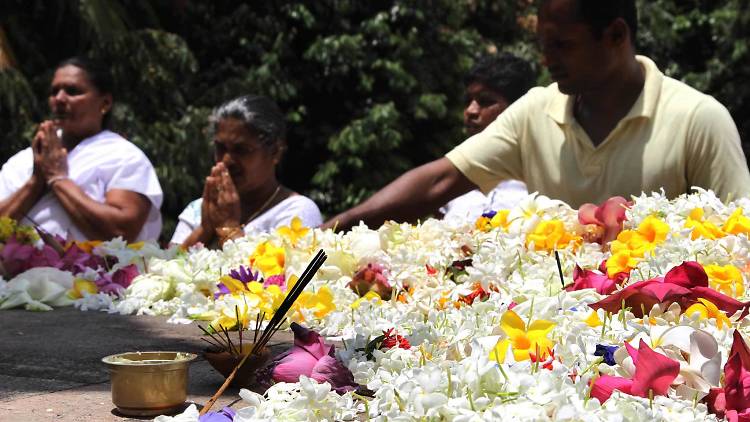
[659,75,726,116]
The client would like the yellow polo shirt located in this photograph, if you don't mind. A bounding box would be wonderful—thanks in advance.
[446,56,750,208]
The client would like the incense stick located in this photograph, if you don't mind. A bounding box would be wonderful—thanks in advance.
[199,249,327,416]
[554,250,565,288]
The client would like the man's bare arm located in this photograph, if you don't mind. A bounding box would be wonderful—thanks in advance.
[323,157,476,231]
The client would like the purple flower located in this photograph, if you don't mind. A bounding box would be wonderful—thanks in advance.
[595,344,618,366]
[58,244,106,274]
[199,406,235,422]
[481,211,498,219]
[229,265,259,283]
[95,265,139,297]
[269,323,358,394]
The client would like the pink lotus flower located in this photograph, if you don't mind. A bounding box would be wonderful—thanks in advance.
[271,323,357,393]
[589,261,750,318]
[591,339,680,403]
[705,330,750,421]
[578,196,630,244]
[565,262,627,295]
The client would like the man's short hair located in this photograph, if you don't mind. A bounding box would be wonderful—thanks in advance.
[573,0,638,45]
[464,53,536,103]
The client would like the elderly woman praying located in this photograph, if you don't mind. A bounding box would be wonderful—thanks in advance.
[171,95,322,247]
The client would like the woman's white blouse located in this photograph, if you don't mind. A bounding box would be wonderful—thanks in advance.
[0,130,163,241]
[170,194,322,245]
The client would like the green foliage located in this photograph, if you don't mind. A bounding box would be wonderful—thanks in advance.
[1,0,748,241]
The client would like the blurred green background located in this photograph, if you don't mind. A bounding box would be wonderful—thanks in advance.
[1,0,748,241]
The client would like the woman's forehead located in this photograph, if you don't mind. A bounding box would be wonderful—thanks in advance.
[215,118,260,144]
[52,65,91,85]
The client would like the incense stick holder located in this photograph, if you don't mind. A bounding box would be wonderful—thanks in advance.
[203,344,272,387]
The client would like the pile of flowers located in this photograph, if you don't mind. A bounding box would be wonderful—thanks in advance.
[7,189,750,421]
[0,216,176,311]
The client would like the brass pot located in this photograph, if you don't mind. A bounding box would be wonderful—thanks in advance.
[203,343,272,388]
[102,351,196,417]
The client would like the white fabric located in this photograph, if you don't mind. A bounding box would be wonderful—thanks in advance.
[440,179,528,222]
[0,130,163,241]
[170,194,323,245]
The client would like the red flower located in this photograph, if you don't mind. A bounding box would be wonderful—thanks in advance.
[589,261,750,318]
[380,328,411,350]
[565,263,626,295]
[458,284,490,305]
[590,339,680,403]
[705,330,750,421]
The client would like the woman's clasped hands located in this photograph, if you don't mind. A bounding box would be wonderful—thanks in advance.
[201,162,244,244]
[32,121,69,189]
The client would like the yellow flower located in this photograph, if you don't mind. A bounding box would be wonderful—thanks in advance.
[704,264,744,297]
[276,217,310,245]
[13,224,40,244]
[249,241,285,277]
[610,230,649,257]
[294,286,336,321]
[605,250,639,277]
[128,241,145,250]
[525,219,580,252]
[608,216,668,274]
[68,278,98,299]
[475,210,511,232]
[584,310,603,328]
[636,215,669,244]
[218,275,249,295]
[684,298,730,329]
[0,216,17,241]
[685,208,725,240]
[351,290,382,309]
[490,309,555,363]
[67,240,103,254]
[723,208,750,236]
[209,295,253,332]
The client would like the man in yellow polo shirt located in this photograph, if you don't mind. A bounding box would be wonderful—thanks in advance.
[324,0,750,230]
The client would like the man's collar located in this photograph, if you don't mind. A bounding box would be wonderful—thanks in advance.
[545,55,664,125]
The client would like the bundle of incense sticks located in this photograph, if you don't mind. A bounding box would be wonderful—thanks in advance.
[23,214,65,255]
[200,249,328,415]
[198,309,265,357]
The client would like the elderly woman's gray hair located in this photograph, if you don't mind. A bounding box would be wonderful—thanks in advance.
[209,95,287,152]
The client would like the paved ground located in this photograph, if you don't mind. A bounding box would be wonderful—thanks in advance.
[0,307,293,421]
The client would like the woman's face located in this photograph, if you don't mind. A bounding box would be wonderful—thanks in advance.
[49,65,112,141]
[213,118,280,195]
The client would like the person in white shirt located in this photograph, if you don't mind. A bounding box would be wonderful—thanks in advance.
[440,53,536,222]
[0,57,162,241]
[171,95,322,247]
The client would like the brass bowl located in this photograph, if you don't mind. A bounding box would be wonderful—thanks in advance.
[203,343,272,388]
[102,351,196,417]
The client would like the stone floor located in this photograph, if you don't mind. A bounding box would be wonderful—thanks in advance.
[0,307,293,421]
